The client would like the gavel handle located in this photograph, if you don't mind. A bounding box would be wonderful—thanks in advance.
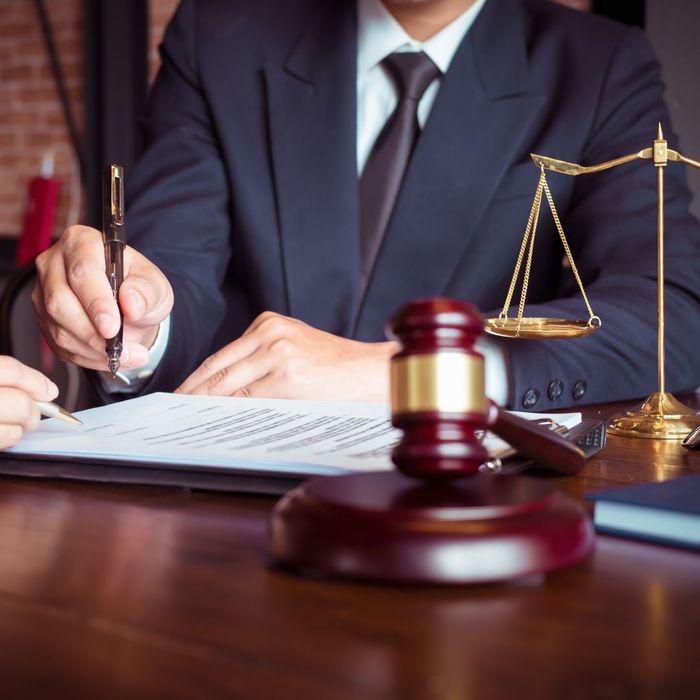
[487,403,586,476]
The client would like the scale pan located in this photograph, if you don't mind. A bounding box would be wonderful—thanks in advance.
[485,317,600,339]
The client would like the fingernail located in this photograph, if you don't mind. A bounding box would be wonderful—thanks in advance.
[47,380,59,398]
[95,312,114,335]
[125,344,149,367]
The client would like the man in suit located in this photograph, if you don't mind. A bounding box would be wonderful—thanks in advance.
[32,0,700,410]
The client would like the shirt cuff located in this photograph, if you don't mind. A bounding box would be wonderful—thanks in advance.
[475,336,510,407]
[98,315,171,394]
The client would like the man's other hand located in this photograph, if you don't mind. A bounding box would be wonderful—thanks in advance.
[33,225,174,372]
[176,312,397,401]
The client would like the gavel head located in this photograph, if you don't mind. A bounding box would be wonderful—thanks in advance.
[386,298,490,480]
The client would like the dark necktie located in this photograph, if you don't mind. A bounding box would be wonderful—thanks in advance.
[359,51,441,289]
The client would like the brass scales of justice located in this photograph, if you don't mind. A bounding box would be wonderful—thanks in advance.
[484,124,700,440]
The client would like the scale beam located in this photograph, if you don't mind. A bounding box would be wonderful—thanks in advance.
[667,150,700,169]
[531,149,651,175]
[531,146,700,176]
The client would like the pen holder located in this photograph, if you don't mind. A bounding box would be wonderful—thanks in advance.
[268,298,594,584]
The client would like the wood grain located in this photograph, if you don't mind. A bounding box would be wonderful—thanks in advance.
[0,399,698,699]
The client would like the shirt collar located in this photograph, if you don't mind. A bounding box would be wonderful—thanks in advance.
[357,0,488,76]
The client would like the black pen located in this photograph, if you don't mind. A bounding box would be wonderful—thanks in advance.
[103,164,126,377]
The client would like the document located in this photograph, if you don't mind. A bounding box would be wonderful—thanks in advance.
[5,393,581,479]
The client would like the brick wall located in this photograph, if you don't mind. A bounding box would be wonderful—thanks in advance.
[0,0,178,243]
[0,0,82,241]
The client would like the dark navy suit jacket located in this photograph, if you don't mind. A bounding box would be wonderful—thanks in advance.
[125,0,700,410]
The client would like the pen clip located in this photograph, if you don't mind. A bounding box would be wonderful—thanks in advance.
[103,164,126,248]
[110,165,125,225]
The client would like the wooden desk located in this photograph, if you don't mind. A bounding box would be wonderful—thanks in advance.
[0,402,699,699]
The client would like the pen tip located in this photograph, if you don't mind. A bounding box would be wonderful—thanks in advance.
[115,371,131,386]
[58,407,83,425]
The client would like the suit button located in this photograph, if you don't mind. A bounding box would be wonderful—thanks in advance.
[572,380,587,401]
[548,379,563,401]
[522,388,540,409]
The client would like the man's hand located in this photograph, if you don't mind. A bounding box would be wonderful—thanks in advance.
[0,356,58,449]
[33,225,174,372]
[177,312,397,401]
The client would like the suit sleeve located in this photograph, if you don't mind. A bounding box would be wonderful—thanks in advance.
[502,27,700,411]
[122,0,232,393]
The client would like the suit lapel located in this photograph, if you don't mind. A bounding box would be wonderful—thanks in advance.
[354,0,547,339]
[264,1,360,336]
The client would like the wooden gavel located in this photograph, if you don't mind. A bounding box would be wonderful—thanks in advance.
[269,297,594,584]
[389,298,587,479]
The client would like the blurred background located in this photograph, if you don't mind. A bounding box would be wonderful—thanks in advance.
[0,0,697,408]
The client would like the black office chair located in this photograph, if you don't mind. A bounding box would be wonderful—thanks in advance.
[0,261,97,411]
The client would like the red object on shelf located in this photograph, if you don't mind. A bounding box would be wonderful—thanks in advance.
[16,176,60,266]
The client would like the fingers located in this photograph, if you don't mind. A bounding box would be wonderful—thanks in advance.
[46,225,120,338]
[34,225,171,370]
[0,359,53,447]
[177,333,261,394]
[33,270,111,359]
[0,425,24,450]
[0,388,41,434]
[33,284,149,371]
[231,373,283,399]
[177,312,303,396]
[181,346,273,396]
[119,248,174,329]
[34,226,118,368]
[0,356,58,401]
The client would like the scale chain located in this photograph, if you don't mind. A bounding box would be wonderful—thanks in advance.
[541,175,599,327]
[518,179,542,332]
[499,168,546,323]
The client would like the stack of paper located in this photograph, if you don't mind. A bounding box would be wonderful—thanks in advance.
[2,393,581,489]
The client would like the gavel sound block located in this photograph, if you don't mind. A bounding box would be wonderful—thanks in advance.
[268,299,594,584]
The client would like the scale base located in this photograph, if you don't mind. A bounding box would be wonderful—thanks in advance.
[607,392,700,440]
[269,471,594,585]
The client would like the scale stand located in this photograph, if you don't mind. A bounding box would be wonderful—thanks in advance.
[487,124,700,439]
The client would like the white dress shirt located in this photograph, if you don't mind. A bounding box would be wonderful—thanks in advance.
[107,0,508,405]
[357,0,486,174]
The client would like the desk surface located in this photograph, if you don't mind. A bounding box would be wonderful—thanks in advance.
[0,401,699,699]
